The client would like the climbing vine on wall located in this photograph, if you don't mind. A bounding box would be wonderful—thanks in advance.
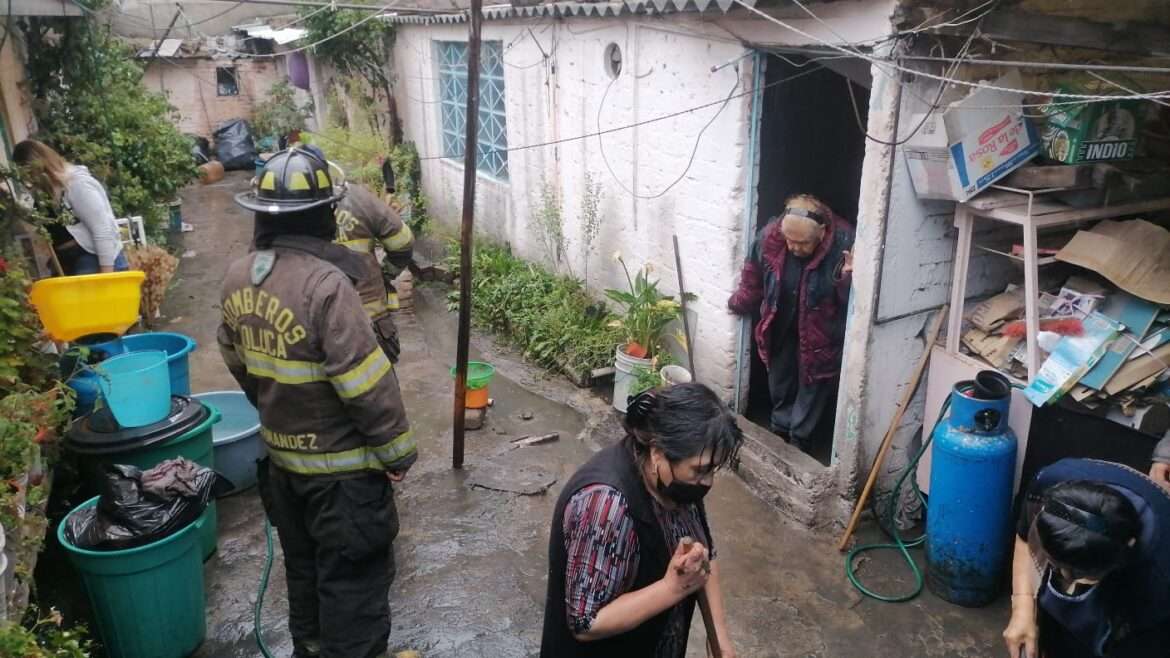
[300,4,401,143]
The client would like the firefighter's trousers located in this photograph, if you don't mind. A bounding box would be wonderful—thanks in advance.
[258,460,399,658]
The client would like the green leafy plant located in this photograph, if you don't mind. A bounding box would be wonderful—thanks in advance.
[0,608,92,657]
[252,81,313,141]
[446,242,621,379]
[605,255,695,361]
[0,249,58,396]
[300,6,399,141]
[580,171,603,286]
[305,130,429,235]
[628,351,677,398]
[388,141,428,235]
[534,181,566,271]
[21,6,197,236]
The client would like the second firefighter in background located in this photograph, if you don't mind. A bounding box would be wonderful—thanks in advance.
[301,144,414,364]
[219,146,416,658]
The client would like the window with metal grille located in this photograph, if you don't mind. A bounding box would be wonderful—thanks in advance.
[437,41,508,180]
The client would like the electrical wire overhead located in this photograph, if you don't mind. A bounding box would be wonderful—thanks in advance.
[730,0,1170,103]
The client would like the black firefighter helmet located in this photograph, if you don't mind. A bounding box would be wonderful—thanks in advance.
[234,146,345,214]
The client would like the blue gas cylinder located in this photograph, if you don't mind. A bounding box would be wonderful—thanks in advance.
[925,371,1018,607]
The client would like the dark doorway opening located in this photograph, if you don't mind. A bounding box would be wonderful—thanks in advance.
[743,52,870,466]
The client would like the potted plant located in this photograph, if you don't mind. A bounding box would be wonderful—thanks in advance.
[605,253,695,412]
[251,81,313,148]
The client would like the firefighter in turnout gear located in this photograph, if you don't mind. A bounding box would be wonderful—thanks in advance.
[219,146,417,658]
[302,145,413,363]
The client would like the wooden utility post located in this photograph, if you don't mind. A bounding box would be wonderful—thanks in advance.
[452,0,483,470]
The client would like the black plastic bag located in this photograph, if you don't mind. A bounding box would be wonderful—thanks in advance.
[188,134,212,165]
[213,120,258,171]
[65,459,227,551]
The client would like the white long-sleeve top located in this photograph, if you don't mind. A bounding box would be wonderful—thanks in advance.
[61,165,122,267]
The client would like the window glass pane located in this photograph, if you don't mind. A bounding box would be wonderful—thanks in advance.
[436,41,508,179]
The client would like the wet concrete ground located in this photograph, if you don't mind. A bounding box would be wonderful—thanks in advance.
[166,173,1009,657]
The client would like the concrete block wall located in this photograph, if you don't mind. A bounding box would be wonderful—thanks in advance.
[143,58,283,137]
[392,20,754,398]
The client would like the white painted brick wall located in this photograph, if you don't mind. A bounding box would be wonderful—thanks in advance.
[393,20,754,397]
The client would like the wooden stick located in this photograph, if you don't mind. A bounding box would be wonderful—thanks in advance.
[451,0,483,471]
[836,305,947,552]
[672,235,697,379]
[680,537,721,657]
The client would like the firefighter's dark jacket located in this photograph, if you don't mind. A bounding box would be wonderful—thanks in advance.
[218,234,416,477]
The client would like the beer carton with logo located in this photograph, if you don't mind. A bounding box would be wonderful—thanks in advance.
[1041,87,1145,164]
[905,71,1041,202]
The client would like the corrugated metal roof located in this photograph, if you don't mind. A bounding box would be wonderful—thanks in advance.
[234,23,308,45]
[386,0,756,24]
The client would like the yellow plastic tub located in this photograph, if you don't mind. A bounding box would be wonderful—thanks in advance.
[29,272,145,341]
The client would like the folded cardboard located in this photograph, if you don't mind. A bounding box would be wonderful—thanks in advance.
[969,288,1026,333]
[904,71,1041,202]
[1105,343,1170,396]
[1079,292,1160,390]
[1056,219,1170,305]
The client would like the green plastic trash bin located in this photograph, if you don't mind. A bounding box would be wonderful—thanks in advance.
[58,497,206,658]
[66,398,221,559]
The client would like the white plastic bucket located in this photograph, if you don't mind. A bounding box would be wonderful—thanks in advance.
[660,365,693,386]
[612,347,652,413]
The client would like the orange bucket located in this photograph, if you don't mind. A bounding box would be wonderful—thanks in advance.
[465,386,489,409]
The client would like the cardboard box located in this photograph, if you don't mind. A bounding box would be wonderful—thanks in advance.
[1056,219,1170,305]
[1041,89,1145,164]
[904,71,1041,202]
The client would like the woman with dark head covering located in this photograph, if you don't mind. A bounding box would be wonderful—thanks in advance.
[1004,458,1170,658]
[541,383,743,657]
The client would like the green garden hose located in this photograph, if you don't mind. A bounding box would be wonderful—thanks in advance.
[844,395,948,602]
[255,517,276,658]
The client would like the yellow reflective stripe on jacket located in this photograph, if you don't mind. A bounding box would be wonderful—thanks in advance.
[331,348,392,399]
[381,224,413,253]
[338,238,373,253]
[241,348,327,385]
[265,429,416,475]
[385,291,400,311]
[363,298,388,317]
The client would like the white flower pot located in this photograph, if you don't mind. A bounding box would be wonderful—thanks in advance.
[613,346,652,412]
[660,365,692,386]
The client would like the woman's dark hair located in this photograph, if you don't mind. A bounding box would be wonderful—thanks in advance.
[1035,480,1140,577]
[623,383,743,471]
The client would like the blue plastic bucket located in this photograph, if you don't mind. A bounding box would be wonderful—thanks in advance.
[122,333,197,396]
[95,351,172,428]
[193,391,263,495]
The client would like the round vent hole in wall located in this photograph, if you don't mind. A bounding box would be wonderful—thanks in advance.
[605,43,622,79]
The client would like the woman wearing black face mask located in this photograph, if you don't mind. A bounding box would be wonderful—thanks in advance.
[541,383,743,658]
[1003,458,1170,658]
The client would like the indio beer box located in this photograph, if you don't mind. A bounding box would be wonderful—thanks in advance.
[1041,86,1145,164]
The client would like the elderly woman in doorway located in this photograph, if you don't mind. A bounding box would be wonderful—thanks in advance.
[541,383,743,657]
[727,194,854,454]
[13,139,129,275]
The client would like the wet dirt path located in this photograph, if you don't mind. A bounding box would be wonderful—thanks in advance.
[166,174,1007,658]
